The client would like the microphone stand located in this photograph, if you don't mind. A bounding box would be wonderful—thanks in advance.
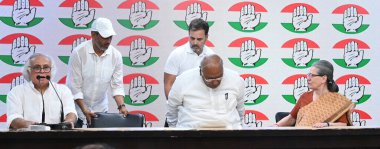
[37,76,46,124]
[34,75,70,130]
[46,76,64,123]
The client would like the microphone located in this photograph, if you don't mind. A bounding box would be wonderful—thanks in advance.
[37,75,45,124]
[46,75,65,123]
[36,75,45,80]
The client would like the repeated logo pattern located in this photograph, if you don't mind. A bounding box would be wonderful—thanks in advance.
[173,1,214,30]
[0,0,376,128]
[228,37,268,68]
[117,0,159,30]
[117,35,159,67]
[332,39,370,69]
[281,3,319,33]
[240,74,268,106]
[0,0,43,28]
[281,38,320,69]
[123,73,159,106]
[58,0,101,29]
[0,33,42,66]
[336,75,371,104]
[332,4,369,34]
[243,110,269,127]
[351,109,371,126]
[228,2,267,32]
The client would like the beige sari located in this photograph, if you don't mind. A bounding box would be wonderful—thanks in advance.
[295,92,355,127]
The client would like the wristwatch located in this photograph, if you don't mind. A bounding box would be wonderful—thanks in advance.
[117,104,126,110]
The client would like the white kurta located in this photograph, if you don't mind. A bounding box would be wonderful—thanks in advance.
[7,81,77,128]
[164,42,214,76]
[66,40,125,121]
[166,68,245,129]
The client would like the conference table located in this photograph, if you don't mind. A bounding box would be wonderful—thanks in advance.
[1,126,380,149]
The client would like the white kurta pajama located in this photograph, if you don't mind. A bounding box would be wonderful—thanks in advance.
[66,40,125,122]
[166,68,245,129]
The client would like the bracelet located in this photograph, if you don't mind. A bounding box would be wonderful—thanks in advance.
[117,104,126,110]
[326,122,330,127]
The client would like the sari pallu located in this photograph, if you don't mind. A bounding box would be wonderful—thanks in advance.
[295,92,355,127]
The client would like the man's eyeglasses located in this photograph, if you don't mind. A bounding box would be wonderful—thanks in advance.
[30,65,51,73]
[200,69,223,83]
[203,76,223,83]
[307,73,324,78]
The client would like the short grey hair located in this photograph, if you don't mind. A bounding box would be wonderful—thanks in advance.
[22,53,57,81]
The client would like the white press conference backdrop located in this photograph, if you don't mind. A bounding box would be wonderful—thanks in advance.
[0,0,379,129]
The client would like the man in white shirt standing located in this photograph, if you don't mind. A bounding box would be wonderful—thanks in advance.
[166,54,245,129]
[164,18,214,99]
[66,18,127,128]
[164,18,214,127]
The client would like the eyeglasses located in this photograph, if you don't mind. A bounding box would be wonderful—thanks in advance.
[200,69,223,83]
[203,76,223,83]
[307,73,324,78]
[29,65,51,73]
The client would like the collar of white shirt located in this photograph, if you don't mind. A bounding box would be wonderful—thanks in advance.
[88,43,112,56]
[185,43,208,56]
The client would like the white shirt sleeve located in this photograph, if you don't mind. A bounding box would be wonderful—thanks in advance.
[236,77,245,122]
[6,89,23,128]
[66,50,84,100]
[164,50,180,75]
[60,84,78,118]
[166,78,183,127]
[111,52,125,96]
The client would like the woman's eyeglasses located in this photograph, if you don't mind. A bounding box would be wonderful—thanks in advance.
[307,73,324,78]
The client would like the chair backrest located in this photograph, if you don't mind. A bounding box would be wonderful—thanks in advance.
[89,113,145,128]
[275,112,290,123]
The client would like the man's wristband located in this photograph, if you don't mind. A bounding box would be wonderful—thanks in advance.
[117,104,126,110]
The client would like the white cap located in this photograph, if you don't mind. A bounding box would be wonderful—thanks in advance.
[91,18,116,38]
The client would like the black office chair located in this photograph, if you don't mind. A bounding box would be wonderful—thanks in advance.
[275,112,290,123]
[89,112,145,128]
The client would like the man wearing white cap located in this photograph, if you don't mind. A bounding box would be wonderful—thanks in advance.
[66,17,127,128]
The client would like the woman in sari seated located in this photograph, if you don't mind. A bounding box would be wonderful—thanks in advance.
[274,60,354,128]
